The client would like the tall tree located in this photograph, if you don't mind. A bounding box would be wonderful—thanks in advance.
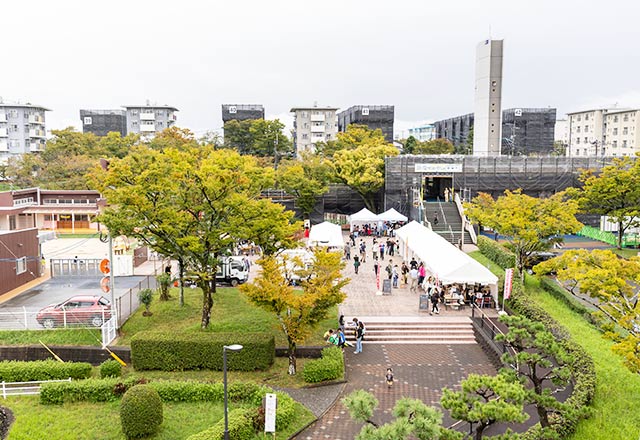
[223,119,255,154]
[249,119,292,158]
[496,315,573,428]
[534,249,640,373]
[276,154,333,218]
[569,156,640,249]
[402,136,419,154]
[92,146,299,328]
[465,190,582,276]
[147,127,199,151]
[413,138,455,155]
[441,373,528,440]
[316,124,388,158]
[98,132,140,159]
[240,249,348,374]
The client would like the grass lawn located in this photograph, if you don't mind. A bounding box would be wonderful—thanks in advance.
[56,233,101,239]
[608,247,640,259]
[117,286,338,348]
[0,329,102,346]
[468,251,505,275]
[2,395,314,440]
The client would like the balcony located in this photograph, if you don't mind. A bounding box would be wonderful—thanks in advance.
[30,142,44,152]
[0,128,7,137]
[0,139,8,151]
[28,114,44,124]
[310,124,325,133]
[310,114,325,122]
[140,123,156,132]
[140,112,156,121]
[0,113,6,123]
[29,128,46,138]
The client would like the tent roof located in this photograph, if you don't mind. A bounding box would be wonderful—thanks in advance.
[377,208,408,222]
[349,207,379,222]
[308,221,344,247]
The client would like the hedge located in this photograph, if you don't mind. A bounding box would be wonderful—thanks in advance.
[130,331,275,372]
[120,384,163,439]
[40,378,141,404]
[100,359,122,378]
[477,235,516,269]
[186,408,255,440]
[302,346,344,383]
[538,277,600,326]
[0,360,92,382]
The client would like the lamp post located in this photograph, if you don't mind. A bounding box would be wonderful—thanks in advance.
[223,344,243,440]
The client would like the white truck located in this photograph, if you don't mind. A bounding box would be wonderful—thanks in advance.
[216,256,249,286]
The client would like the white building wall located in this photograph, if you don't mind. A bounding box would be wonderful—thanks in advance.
[473,40,503,156]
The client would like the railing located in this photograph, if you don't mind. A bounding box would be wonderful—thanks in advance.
[115,275,157,325]
[2,378,71,398]
[0,307,112,331]
[101,316,118,346]
[470,304,517,360]
[437,197,448,227]
[454,193,477,245]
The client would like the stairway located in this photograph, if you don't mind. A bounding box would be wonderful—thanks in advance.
[424,201,473,246]
[344,316,476,344]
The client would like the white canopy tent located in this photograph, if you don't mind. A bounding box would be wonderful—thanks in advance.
[308,221,344,248]
[395,221,499,303]
[348,208,379,232]
[377,208,408,223]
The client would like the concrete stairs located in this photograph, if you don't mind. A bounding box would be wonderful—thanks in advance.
[425,201,473,246]
[343,316,476,344]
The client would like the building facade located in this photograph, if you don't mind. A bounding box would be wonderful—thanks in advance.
[337,105,394,142]
[566,108,610,157]
[434,113,474,148]
[473,39,504,156]
[0,228,40,297]
[80,110,127,137]
[604,109,640,157]
[0,102,49,164]
[554,119,569,153]
[291,106,339,157]
[221,104,264,124]
[407,123,436,142]
[123,104,178,140]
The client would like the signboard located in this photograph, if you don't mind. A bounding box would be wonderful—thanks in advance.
[419,294,429,311]
[264,393,277,433]
[504,268,514,300]
[361,108,369,116]
[228,105,237,114]
[514,108,523,117]
[382,279,392,294]
[414,163,463,173]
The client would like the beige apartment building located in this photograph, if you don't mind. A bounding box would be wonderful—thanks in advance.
[291,105,339,157]
[604,109,639,157]
[566,108,608,157]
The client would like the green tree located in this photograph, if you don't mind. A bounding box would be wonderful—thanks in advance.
[402,136,419,154]
[223,119,255,154]
[41,128,100,162]
[534,249,640,372]
[98,132,140,158]
[551,140,566,157]
[569,157,640,249]
[441,373,528,440]
[316,124,388,158]
[465,190,582,276]
[249,118,292,158]
[414,138,455,155]
[342,390,458,440]
[496,315,573,428]
[147,127,199,151]
[276,154,333,218]
[240,249,348,375]
[92,145,299,328]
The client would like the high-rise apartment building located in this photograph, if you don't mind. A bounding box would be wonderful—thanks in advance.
[603,109,639,157]
[80,109,127,137]
[123,104,178,140]
[0,101,49,164]
[566,108,609,157]
[291,105,338,157]
[337,105,394,142]
[473,39,504,156]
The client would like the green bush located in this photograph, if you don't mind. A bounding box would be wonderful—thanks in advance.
[120,384,163,439]
[130,331,275,372]
[302,346,344,383]
[100,359,122,378]
[538,277,599,326]
[40,378,141,404]
[0,360,91,382]
[186,408,255,440]
[477,235,516,269]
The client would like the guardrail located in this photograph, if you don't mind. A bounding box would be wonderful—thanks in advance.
[470,304,517,360]
[1,377,71,398]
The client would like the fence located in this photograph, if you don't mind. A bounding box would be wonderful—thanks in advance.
[101,316,118,346]
[50,258,102,277]
[115,275,157,325]
[1,378,71,398]
[578,225,640,247]
[470,304,517,360]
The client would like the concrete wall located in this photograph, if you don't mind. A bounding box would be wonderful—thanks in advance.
[473,40,503,156]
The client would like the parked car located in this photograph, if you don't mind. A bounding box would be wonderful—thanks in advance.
[526,251,558,274]
[36,295,112,329]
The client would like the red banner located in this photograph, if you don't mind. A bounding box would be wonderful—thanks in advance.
[504,268,514,300]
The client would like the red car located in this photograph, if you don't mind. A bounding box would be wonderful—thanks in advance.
[36,295,112,329]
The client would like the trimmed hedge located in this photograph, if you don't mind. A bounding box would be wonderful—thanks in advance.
[0,360,92,382]
[477,235,516,269]
[120,384,163,439]
[186,408,255,440]
[538,277,600,326]
[302,346,344,383]
[40,378,141,404]
[100,359,122,378]
[130,331,274,372]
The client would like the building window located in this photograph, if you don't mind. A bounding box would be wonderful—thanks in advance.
[614,116,619,122]
[623,140,628,148]
[301,112,307,118]
[576,137,580,144]
[624,114,629,122]
[623,127,628,135]
[613,140,618,147]
[132,121,138,126]
[584,126,588,132]
[302,134,308,139]
[9,124,18,133]
[576,126,581,133]
[9,215,16,230]
[577,115,581,121]
[584,137,588,143]
[613,128,618,135]
[585,114,589,121]
[16,257,27,275]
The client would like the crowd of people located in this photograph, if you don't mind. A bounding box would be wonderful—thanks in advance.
[325,315,366,354]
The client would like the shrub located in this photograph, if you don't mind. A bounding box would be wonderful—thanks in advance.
[302,346,344,383]
[40,378,141,404]
[120,384,163,439]
[137,288,154,315]
[186,408,255,440]
[100,359,122,378]
[477,235,516,269]
[0,406,14,440]
[0,360,91,382]
[130,331,275,371]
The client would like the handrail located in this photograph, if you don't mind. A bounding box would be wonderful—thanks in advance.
[471,304,518,361]
[454,193,477,245]
[437,198,448,226]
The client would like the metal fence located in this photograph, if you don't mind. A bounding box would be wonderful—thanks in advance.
[50,258,102,277]
[115,275,157,325]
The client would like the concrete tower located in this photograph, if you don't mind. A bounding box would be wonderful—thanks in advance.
[473,39,503,156]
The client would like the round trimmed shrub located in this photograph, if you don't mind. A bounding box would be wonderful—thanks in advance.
[120,384,163,439]
[100,360,122,378]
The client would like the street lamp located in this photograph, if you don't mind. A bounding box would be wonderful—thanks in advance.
[223,344,243,440]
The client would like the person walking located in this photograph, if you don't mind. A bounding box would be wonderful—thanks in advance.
[345,245,351,260]
[418,262,426,287]
[353,256,360,274]
[359,241,367,263]
[373,258,379,276]
[433,212,439,225]
[409,266,419,292]
[430,291,440,315]
[385,261,393,280]
[401,262,409,286]
[410,257,418,270]
[392,265,399,288]
[354,321,365,354]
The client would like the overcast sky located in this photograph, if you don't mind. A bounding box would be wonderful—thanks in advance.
[2,0,639,138]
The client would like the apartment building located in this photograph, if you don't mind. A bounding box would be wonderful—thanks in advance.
[337,105,394,142]
[407,123,436,142]
[291,105,339,157]
[123,104,178,140]
[80,109,127,137]
[0,101,49,164]
[604,109,639,157]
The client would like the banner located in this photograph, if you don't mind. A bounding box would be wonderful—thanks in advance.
[504,268,514,300]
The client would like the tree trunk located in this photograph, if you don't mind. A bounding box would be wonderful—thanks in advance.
[474,423,486,440]
[531,374,550,428]
[200,278,213,329]
[178,258,185,307]
[362,194,376,213]
[287,339,297,375]
[618,221,624,249]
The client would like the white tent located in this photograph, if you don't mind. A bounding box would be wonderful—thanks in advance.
[308,221,344,248]
[377,208,408,223]
[348,208,379,232]
[395,221,499,303]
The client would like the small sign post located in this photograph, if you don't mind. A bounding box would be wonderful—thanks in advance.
[265,393,277,435]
